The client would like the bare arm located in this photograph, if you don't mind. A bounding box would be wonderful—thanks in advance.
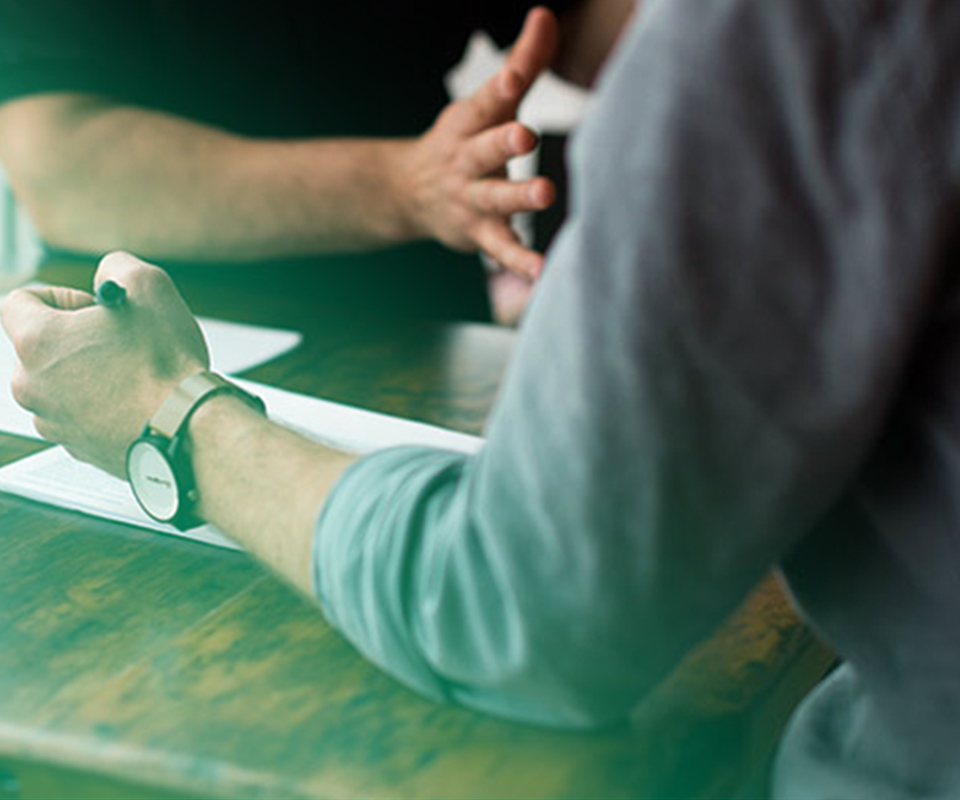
[0,9,561,277]
[0,97,417,259]
[0,253,353,594]
[189,395,355,594]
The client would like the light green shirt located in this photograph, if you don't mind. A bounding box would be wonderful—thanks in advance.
[316,1,960,796]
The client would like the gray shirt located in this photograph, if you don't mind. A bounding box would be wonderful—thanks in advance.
[314,1,960,796]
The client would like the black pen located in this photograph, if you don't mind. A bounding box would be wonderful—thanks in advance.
[95,280,127,309]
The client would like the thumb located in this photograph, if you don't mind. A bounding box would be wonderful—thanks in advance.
[94,250,164,300]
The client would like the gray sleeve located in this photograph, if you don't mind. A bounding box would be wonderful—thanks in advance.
[314,0,948,727]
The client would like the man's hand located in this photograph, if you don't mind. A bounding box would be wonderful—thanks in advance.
[395,7,560,279]
[0,252,208,476]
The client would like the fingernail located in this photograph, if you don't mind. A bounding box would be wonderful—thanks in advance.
[529,181,551,208]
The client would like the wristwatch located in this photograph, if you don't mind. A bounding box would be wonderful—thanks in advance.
[126,371,265,530]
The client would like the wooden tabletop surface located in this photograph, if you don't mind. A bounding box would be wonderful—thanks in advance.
[0,261,834,799]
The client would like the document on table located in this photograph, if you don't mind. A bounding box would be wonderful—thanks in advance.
[0,284,302,440]
[0,446,242,550]
[0,377,483,550]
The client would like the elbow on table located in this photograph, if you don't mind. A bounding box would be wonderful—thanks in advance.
[348,572,659,729]
[430,600,664,731]
[10,175,172,261]
[0,95,129,257]
[443,635,655,731]
[14,190,101,256]
[1,156,97,257]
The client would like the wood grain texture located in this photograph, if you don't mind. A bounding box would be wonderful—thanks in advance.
[0,260,834,798]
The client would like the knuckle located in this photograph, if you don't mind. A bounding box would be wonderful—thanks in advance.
[0,287,19,315]
[492,187,515,214]
[32,417,55,442]
[134,263,174,300]
[0,285,31,316]
[482,238,507,262]
[498,188,518,212]
[10,322,44,363]
[10,368,37,411]
[437,102,461,127]
[472,86,498,119]
[139,262,170,287]
[465,182,485,210]
[453,149,474,175]
[0,291,20,334]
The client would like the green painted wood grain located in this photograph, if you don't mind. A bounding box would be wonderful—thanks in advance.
[0,260,832,799]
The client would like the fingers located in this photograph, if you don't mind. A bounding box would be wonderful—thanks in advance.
[0,288,58,357]
[469,176,555,217]
[447,67,523,136]
[32,415,55,442]
[461,122,538,176]
[1,283,97,347]
[9,363,41,414]
[504,7,560,94]
[1,289,47,338]
[447,8,560,136]
[475,221,545,280]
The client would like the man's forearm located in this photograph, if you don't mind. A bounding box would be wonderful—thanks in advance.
[0,95,419,261]
[187,393,358,594]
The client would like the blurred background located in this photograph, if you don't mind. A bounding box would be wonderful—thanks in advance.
[0,164,41,291]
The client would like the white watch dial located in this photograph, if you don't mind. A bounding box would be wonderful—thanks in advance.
[128,440,180,522]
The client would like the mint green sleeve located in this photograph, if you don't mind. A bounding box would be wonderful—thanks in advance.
[313,0,938,731]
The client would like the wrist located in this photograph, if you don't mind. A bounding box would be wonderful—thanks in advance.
[126,372,264,529]
[141,363,207,421]
[384,137,431,243]
[188,391,265,448]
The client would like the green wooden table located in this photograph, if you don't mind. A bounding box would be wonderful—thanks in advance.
[0,263,834,799]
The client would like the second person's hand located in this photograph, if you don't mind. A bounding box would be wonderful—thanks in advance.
[395,7,560,279]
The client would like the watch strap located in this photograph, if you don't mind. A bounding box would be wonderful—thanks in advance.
[150,371,265,439]
[129,371,265,531]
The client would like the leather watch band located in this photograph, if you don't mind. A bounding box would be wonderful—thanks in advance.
[150,371,265,439]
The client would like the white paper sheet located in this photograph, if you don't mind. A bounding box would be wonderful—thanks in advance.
[198,318,301,376]
[0,446,241,549]
[232,378,484,456]
[0,378,483,550]
[0,285,302,440]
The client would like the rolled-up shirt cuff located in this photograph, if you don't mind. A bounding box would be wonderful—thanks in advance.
[312,445,470,704]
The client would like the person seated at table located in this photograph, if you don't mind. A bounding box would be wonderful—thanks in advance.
[0,1,627,321]
[5,0,958,796]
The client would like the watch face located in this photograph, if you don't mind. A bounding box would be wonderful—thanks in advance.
[127,439,180,523]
